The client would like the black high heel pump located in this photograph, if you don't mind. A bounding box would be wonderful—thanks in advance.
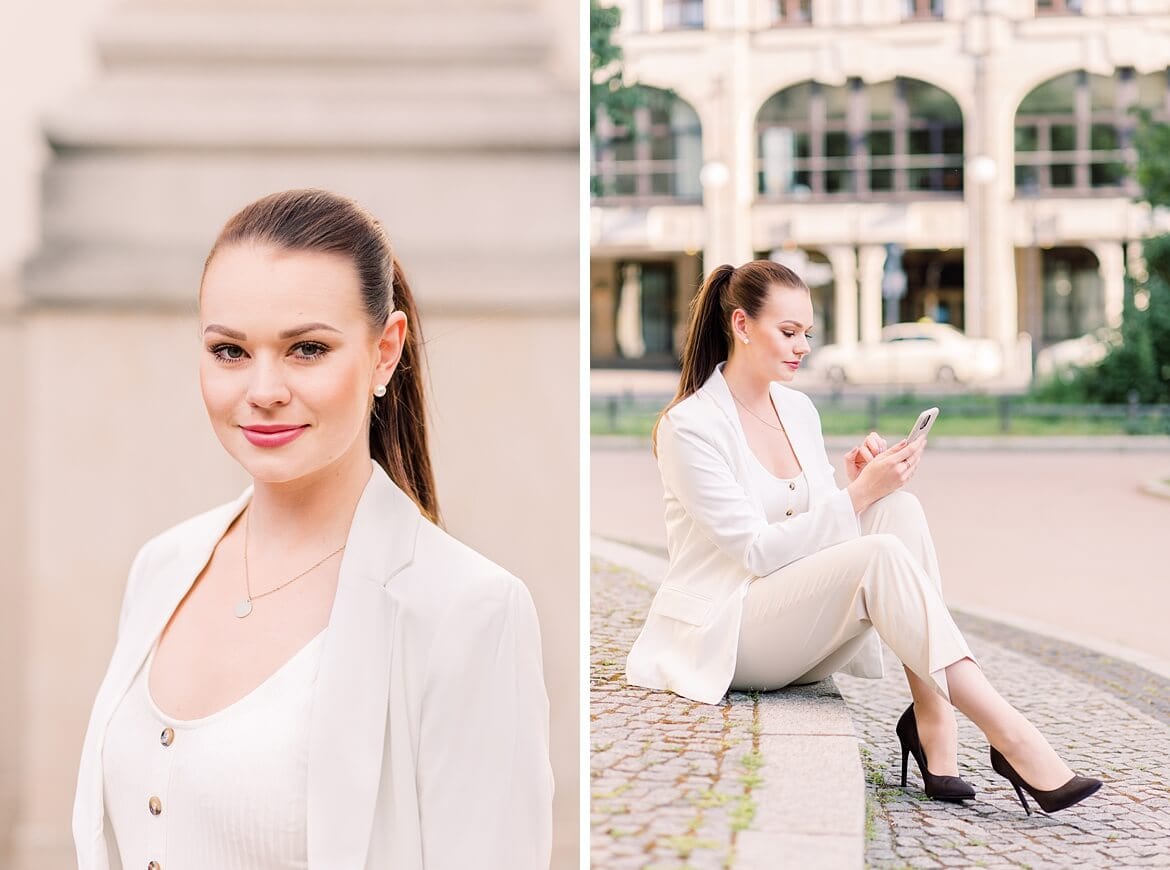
[896,704,976,801]
[989,746,1102,816]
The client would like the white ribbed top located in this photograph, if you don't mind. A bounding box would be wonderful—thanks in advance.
[745,448,809,524]
[102,630,326,870]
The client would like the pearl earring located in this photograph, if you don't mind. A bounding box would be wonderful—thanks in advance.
[743,337,750,344]
[373,384,387,398]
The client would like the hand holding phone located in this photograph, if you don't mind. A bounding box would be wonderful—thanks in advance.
[907,407,939,444]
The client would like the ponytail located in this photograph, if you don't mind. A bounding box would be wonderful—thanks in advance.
[370,256,440,524]
[651,264,736,453]
[650,259,810,454]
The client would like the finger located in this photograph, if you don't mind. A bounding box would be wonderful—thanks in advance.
[858,444,875,462]
[864,433,882,453]
[875,435,889,453]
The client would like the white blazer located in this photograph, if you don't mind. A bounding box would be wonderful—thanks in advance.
[73,460,553,870]
[625,364,884,704]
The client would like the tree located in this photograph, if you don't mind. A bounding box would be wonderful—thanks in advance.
[1066,113,1170,404]
[590,0,642,132]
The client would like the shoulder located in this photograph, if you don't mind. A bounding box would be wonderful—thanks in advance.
[661,388,732,442]
[772,382,821,420]
[134,491,249,566]
[400,520,536,624]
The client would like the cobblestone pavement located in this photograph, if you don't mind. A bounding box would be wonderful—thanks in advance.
[837,620,1170,868]
[591,559,763,870]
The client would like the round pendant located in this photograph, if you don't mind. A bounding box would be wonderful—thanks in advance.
[234,599,253,619]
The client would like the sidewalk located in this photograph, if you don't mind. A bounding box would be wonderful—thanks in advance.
[591,539,1170,868]
[590,541,865,870]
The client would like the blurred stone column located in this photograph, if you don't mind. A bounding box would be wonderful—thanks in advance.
[826,245,859,347]
[858,244,886,344]
[7,2,579,867]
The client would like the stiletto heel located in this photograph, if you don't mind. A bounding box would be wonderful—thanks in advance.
[989,746,1101,815]
[895,704,976,802]
[1010,781,1032,816]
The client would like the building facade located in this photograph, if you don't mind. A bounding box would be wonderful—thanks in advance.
[591,0,1170,377]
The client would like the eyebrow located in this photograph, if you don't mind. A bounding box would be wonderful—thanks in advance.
[202,322,342,340]
[780,320,814,330]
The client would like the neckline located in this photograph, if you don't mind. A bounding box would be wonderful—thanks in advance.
[145,628,327,727]
[745,446,806,484]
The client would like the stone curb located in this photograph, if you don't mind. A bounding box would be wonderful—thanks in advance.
[592,434,1170,452]
[591,536,866,869]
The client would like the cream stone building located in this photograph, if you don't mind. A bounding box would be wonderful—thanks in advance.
[0,1,579,867]
[591,0,1170,376]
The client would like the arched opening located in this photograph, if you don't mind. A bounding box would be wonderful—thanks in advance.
[591,86,703,205]
[1014,68,1170,195]
[755,77,963,200]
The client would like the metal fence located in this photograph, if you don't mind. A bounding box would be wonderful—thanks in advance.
[591,391,1170,437]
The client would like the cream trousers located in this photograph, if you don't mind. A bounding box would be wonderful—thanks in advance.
[730,490,974,700]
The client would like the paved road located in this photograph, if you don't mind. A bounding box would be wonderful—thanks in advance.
[591,443,1170,663]
[838,619,1170,868]
[591,553,1170,868]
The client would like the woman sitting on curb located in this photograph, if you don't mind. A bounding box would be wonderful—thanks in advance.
[626,259,1100,816]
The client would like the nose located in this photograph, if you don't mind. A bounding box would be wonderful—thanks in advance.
[795,334,811,355]
[246,358,291,408]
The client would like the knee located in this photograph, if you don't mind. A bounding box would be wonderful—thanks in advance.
[854,533,913,562]
[871,490,924,520]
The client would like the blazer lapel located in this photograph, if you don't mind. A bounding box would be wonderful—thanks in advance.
[76,487,253,864]
[767,383,817,484]
[306,461,421,868]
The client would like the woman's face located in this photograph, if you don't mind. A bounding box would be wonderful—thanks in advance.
[732,284,815,383]
[199,242,405,484]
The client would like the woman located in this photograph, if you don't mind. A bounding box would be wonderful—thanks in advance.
[73,189,553,869]
[626,260,1100,815]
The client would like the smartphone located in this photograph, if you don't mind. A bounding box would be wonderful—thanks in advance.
[907,407,939,443]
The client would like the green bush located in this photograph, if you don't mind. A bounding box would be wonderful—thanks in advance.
[1053,115,1170,405]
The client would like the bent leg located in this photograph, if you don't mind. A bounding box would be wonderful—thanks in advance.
[731,533,973,697]
[864,492,962,772]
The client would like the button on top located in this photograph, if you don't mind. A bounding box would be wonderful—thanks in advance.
[160,727,174,747]
[788,481,796,491]
[148,862,162,870]
[148,795,162,816]
[785,508,794,517]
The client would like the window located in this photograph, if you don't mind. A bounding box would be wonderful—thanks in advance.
[1015,68,1170,195]
[756,78,963,200]
[1036,0,1083,13]
[771,0,812,25]
[662,0,704,29]
[592,87,703,204]
[903,0,944,20]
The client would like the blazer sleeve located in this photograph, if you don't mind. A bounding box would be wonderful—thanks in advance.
[415,574,554,870]
[657,409,860,578]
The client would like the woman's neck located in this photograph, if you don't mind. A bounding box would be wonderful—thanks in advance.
[722,355,772,408]
[245,444,374,552]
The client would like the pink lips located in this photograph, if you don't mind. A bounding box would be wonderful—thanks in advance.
[785,360,801,370]
[241,425,308,448]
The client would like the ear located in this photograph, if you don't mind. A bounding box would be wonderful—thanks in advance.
[373,310,408,389]
[730,308,749,343]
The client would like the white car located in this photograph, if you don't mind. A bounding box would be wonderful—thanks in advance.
[1033,329,1112,382]
[810,322,1002,385]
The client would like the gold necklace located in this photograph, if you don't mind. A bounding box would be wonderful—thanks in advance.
[234,508,347,619]
[729,389,786,433]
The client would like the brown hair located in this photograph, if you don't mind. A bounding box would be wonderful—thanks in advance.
[652,259,808,452]
[202,189,439,523]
